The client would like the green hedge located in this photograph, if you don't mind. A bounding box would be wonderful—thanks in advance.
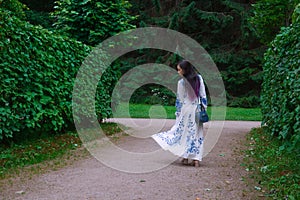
[52,0,136,46]
[0,9,91,142]
[0,0,26,19]
[261,4,300,151]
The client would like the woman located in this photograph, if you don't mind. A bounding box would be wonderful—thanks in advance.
[151,60,207,167]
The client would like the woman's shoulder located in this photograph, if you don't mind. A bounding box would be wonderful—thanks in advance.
[198,74,203,80]
[178,78,184,85]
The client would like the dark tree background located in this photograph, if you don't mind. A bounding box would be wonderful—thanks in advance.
[1,0,298,144]
[16,0,298,108]
[127,0,264,107]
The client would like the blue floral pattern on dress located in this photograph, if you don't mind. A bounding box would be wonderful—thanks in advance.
[152,74,207,161]
[175,98,182,113]
[156,116,185,145]
[201,98,207,107]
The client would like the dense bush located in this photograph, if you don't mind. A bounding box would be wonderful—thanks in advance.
[261,4,300,151]
[227,95,260,108]
[0,0,27,19]
[129,85,176,106]
[19,0,54,12]
[25,10,55,29]
[52,0,136,46]
[17,0,55,30]
[250,0,300,44]
[0,9,91,142]
[0,0,135,143]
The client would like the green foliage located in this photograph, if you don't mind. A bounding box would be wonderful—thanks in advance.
[0,0,27,19]
[293,3,300,23]
[52,0,136,46]
[0,8,121,142]
[130,85,176,106]
[0,132,82,177]
[0,9,91,142]
[1,0,128,143]
[96,61,122,121]
[228,95,260,108]
[115,103,262,121]
[19,0,54,12]
[261,6,300,151]
[128,0,263,107]
[25,10,55,30]
[18,0,55,30]
[152,0,161,13]
[0,122,120,177]
[71,48,121,125]
[250,0,300,44]
[245,128,300,199]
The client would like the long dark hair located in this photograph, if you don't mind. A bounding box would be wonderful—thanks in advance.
[178,60,200,100]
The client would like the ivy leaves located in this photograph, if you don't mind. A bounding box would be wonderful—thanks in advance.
[261,5,300,151]
[0,9,90,141]
[52,0,136,46]
[250,0,300,44]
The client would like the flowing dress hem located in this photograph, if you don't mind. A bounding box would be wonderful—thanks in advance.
[151,135,203,161]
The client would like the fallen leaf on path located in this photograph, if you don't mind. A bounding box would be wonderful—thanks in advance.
[254,186,261,191]
[15,190,25,194]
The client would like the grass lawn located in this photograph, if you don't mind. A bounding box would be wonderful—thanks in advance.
[113,103,262,121]
[244,128,300,199]
[0,123,122,179]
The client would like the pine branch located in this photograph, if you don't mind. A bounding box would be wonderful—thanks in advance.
[152,0,161,13]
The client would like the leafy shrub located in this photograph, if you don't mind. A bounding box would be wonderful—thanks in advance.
[228,95,260,108]
[1,2,132,143]
[0,9,91,142]
[52,0,136,46]
[130,85,176,106]
[250,0,300,44]
[19,0,54,12]
[0,0,27,19]
[25,10,55,30]
[261,4,300,151]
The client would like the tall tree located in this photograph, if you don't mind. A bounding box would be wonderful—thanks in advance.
[127,0,264,107]
[250,0,300,44]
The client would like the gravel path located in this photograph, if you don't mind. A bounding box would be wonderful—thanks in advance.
[1,120,263,200]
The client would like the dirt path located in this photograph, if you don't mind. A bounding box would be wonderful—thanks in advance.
[1,120,262,200]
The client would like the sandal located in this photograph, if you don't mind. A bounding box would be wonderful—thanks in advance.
[191,160,200,167]
[181,158,188,165]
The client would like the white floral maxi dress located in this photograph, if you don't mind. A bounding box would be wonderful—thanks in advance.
[151,75,207,161]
